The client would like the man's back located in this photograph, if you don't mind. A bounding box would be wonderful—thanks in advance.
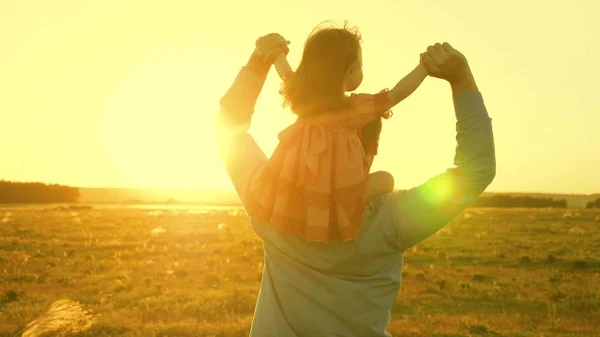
[250,195,404,337]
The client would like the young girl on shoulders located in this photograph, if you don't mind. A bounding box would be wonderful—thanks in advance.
[248,23,428,242]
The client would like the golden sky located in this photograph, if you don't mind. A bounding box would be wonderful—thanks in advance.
[1,1,598,194]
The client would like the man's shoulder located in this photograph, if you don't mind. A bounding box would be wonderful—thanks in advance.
[365,192,402,216]
[362,193,401,247]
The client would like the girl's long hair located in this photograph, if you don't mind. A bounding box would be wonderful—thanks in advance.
[281,22,362,116]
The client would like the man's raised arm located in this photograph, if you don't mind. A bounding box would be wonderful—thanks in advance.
[384,43,496,251]
[216,34,288,208]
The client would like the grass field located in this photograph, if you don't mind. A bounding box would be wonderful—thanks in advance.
[1,206,599,337]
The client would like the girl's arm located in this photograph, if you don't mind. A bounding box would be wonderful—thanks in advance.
[387,63,428,107]
[273,53,294,80]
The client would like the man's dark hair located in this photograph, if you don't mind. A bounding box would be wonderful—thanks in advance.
[359,118,382,155]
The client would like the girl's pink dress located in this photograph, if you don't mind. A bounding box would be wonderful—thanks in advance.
[246,91,393,243]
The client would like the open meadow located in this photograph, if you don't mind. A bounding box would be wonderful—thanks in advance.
[0,206,599,337]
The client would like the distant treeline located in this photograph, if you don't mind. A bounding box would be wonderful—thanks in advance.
[471,195,568,208]
[586,198,600,209]
[0,181,79,203]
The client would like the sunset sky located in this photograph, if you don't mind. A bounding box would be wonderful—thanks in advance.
[1,1,598,194]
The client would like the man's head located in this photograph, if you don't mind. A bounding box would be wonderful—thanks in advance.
[359,117,382,169]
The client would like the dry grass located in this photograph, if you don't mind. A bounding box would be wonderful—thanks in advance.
[0,206,599,337]
[21,299,97,337]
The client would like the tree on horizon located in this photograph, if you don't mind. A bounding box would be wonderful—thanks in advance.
[0,180,79,203]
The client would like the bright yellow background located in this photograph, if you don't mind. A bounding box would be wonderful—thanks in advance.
[1,1,598,194]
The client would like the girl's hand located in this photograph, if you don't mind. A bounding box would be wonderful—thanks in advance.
[255,33,290,65]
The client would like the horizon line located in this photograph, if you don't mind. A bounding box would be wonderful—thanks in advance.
[3,180,599,196]
[76,185,600,196]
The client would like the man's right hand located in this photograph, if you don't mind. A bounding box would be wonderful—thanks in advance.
[420,42,478,94]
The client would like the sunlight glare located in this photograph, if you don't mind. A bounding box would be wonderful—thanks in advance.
[98,47,236,189]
